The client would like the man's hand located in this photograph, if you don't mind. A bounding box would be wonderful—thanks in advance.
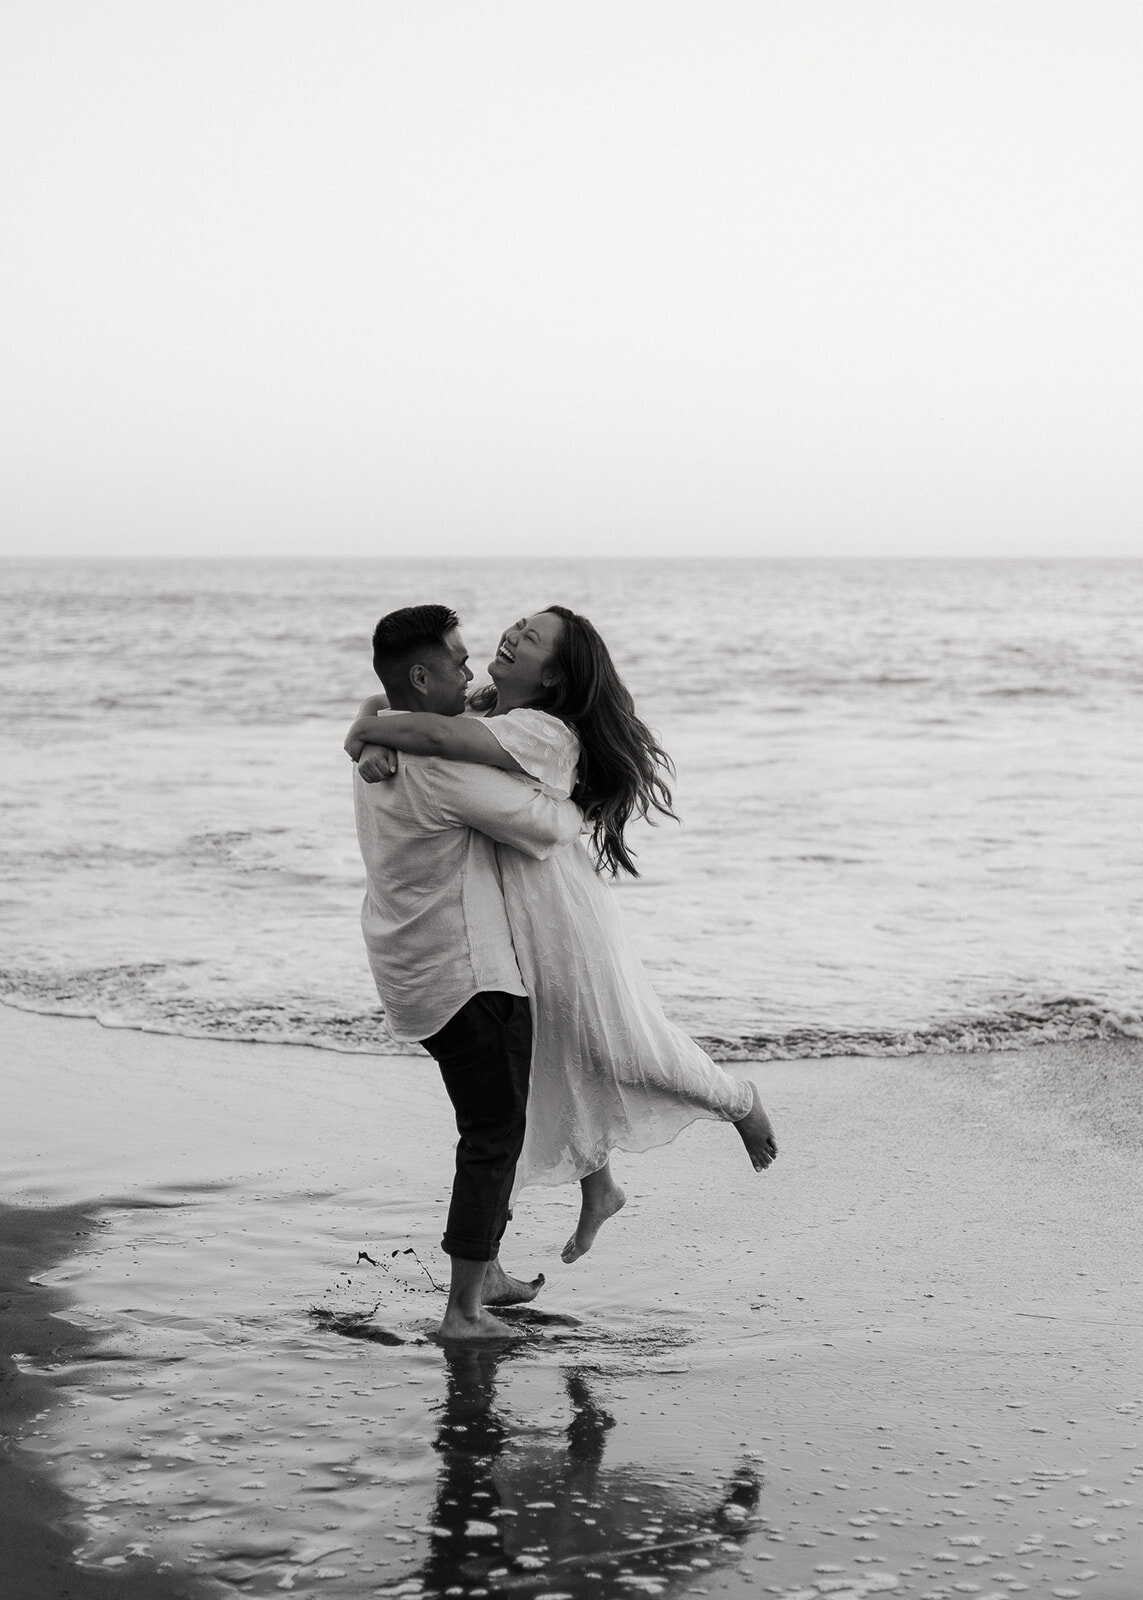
[358,746,399,783]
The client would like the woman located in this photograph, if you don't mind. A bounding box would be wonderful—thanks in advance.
[345,606,777,1262]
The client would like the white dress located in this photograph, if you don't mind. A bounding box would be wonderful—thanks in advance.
[481,707,753,1192]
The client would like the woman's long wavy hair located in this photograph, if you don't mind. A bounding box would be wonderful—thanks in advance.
[488,605,677,876]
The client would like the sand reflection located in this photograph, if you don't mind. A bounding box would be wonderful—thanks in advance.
[412,1344,761,1598]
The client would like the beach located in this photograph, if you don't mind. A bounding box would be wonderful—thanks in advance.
[3,1003,1141,1599]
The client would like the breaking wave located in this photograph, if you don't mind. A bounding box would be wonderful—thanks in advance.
[3,966,1138,1063]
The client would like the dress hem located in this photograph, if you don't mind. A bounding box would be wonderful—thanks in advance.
[514,1086,748,1192]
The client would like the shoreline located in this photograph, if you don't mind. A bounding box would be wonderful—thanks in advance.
[3,990,1140,1067]
[4,1005,1142,1598]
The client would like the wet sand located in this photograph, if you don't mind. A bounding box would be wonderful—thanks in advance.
[2,1003,1142,1599]
[0,1201,209,1600]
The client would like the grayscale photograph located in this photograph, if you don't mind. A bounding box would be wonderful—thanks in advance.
[2,4,1141,1598]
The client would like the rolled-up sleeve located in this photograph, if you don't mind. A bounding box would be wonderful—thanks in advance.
[426,760,582,858]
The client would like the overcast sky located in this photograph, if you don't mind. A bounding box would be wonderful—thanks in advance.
[3,2,1141,560]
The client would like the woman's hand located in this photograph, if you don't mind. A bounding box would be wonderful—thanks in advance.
[357,745,400,782]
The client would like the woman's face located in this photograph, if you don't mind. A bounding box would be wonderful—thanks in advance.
[488,611,565,708]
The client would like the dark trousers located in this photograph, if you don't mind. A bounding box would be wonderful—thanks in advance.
[420,991,533,1262]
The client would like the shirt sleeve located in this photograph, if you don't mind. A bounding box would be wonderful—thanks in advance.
[479,709,580,800]
[423,758,583,858]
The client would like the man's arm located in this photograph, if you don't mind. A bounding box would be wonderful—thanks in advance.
[427,760,582,859]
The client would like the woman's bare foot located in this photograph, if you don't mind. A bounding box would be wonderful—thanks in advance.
[734,1081,778,1171]
[562,1167,627,1264]
[481,1260,545,1306]
[435,1305,524,1343]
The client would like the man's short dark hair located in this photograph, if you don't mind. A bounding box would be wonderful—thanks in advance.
[372,603,460,686]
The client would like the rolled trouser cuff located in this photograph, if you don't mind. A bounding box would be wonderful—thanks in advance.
[441,1233,500,1262]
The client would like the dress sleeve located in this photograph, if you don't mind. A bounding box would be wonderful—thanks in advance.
[481,709,580,800]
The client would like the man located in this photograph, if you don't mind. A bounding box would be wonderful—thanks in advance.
[352,604,582,1342]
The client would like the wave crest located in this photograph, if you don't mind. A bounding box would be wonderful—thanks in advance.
[697,997,1143,1060]
[2,968,1138,1062]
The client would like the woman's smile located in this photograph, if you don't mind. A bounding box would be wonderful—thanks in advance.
[486,614,566,707]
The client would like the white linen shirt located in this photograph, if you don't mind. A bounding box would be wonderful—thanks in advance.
[353,754,581,1042]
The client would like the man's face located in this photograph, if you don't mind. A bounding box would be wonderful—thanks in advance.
[418,628,473,715]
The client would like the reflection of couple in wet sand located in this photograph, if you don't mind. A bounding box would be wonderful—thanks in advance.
[417,1345,762,1595]
[350,603,777,1342]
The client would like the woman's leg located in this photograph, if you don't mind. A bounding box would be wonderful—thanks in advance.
[732,1080,779,1171]
[605,1033,778,1174]
[562,1159,627,1264]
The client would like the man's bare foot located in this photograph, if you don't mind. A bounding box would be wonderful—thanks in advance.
[435,1306,524,1343]
[481,1260,545,1306]
[562,1178,626,1264]
[734,1081,778,1171]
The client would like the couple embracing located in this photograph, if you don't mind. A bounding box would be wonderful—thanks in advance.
[349,603,777,1342]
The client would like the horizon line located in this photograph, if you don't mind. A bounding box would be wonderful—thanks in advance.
[3,552,1141,564]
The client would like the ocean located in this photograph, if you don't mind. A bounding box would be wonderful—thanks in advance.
[1,556,1140,1059]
